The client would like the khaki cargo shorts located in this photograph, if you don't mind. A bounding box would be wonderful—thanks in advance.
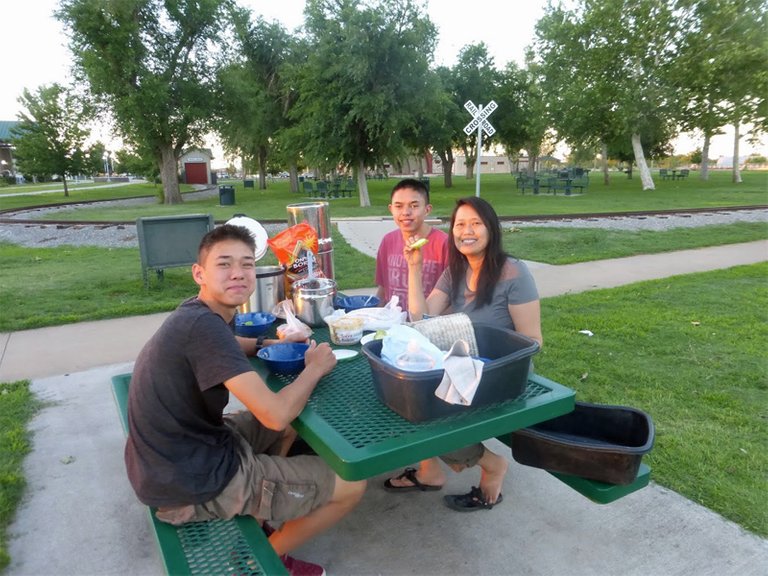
[156,411,336,525]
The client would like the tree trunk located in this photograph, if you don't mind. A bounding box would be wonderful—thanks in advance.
[732,122,742,183]
[601,141,610,185]
[440,149,454,188]
[159,144,182,204]
[631,133,655,190]
[700,133,711,181]
[464,144,475,179]
[63,177,70,197]
[415,155,424,178]
[356,158,370,207]
[526,153,537,178]
[258,146,267,190]
[289,162,299,194]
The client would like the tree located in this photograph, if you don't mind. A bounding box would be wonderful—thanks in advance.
[399,68,458,187]
[495,61,551,177]
[57,0,230,204]
[115,147,160,182]
[11,84,90,196]
[674,0,768,182]
[292,0,437,206]
[217,9,293,191]
[449,44,500,179]
[534,0,680,190]
[428,66,465,188]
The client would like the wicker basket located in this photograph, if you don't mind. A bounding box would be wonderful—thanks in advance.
[408,313,479,356]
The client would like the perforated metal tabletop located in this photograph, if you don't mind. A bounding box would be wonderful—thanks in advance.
[251,329,575,481]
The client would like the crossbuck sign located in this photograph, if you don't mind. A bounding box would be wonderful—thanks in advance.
[463,100,498,197]
[464,100,497,137]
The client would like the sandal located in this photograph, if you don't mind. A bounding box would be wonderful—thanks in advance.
[443,486,503,512]
[383,467,443,492]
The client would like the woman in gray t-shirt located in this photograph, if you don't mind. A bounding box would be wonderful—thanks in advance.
[384,196,542,512]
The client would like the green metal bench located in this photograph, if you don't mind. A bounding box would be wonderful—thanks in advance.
[111,373,288,576]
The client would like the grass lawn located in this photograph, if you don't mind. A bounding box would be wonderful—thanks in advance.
[535,263,768,536]
[0,381,41,571]
[1,169,766,221]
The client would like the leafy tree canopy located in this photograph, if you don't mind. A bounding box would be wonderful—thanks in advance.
[57,0,231,203]
[12,83,91,196]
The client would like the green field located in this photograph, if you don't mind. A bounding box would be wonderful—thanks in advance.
[1,169,766,221]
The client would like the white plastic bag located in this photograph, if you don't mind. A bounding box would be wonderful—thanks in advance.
[276,301,313,341]
[381,324,444,371]
[346,295,406,331]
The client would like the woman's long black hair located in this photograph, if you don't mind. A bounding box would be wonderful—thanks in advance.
[448,197,508,308]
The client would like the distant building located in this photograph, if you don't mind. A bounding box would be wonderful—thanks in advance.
[179,148,214,184]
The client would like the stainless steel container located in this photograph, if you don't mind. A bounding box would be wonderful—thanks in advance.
[238,266,285,314]
[286,202,334,280]
[292,277,337,327]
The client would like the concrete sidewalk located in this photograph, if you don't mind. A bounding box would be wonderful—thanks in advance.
[3,233,768,575]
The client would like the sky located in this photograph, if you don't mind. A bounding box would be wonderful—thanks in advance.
[3,0,763,159]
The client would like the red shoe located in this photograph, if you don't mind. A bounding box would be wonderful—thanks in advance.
[280,554,326,576]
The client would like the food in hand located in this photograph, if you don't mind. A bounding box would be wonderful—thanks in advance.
[409,238,429,249]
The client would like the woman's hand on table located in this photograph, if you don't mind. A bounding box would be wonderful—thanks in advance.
[303,340,337,377]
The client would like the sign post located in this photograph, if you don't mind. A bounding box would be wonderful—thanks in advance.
[464,100,497,197]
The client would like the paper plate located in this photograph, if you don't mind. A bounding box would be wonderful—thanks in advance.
[226,216,269,261]
[332,349,359,362]
[359,332,376,346]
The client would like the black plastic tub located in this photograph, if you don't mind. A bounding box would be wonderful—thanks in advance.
[510,401,654,485]
[361,323,539,422]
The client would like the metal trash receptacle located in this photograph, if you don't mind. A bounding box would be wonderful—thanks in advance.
[219,185,235,205]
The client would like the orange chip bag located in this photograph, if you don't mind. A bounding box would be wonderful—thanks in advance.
[267,222,325,298]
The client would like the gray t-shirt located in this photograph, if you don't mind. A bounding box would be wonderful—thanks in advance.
[125,297,254,507]
[434,257,539,330]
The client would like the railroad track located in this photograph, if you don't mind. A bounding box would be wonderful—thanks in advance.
[1,202,766,227]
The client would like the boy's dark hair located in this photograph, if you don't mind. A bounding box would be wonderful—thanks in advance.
[391,178,430,204]
[448,197,507,307]
[198,224,256,263]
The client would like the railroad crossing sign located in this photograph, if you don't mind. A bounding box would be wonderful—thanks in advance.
[464,100,497,137]
[463,100,498,197]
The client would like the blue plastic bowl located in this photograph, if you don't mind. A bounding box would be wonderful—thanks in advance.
[257,342,309,375]
[335,294,380,313]
[235,312,276,338]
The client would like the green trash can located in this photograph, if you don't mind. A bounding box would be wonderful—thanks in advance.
[219,185,235,205]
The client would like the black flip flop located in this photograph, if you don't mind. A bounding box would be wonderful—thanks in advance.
[443,486,503,511]
[383,467,443,492]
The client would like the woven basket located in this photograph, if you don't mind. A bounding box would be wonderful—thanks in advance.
[408,313,479,356]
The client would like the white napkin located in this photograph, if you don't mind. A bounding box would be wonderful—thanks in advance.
[434,340,484,406]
